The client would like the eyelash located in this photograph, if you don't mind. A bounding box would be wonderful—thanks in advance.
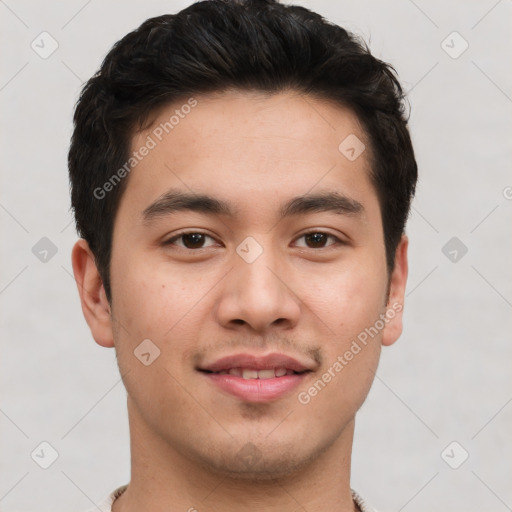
[163,230,345,250]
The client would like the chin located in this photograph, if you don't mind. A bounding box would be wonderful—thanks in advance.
[193,441,323,482]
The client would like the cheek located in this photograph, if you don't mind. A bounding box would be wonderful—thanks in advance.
[296,264,385,415]
[296,346,380,426]
[109,257,203,414]
[298,253,386,398]
[301,254,387,334]
[109,253,217,383]
[110,253,198,335]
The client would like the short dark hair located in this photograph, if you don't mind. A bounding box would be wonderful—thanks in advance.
[69,0,417,302]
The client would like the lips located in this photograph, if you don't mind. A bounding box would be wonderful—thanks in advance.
[197,352,315,402]
[197,353,314,375]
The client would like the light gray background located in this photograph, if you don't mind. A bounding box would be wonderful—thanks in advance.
[1,1,511,511]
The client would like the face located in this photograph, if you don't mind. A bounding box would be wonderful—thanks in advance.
[74,89,408,479]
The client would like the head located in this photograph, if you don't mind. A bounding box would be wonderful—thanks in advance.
[70,0,416,480]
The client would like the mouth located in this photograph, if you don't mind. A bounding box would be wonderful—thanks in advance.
[197,353,314,402]
[199,367,309,378]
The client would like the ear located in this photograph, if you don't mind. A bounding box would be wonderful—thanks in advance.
[381,234,409,347]
[71,239,115,348]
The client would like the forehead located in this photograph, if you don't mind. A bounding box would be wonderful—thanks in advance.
[120,89,379,226]
[137,89,367,164]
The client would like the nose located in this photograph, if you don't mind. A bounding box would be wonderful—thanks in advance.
[214,243,301,334]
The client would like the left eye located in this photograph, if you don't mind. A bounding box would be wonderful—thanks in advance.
[294,232,341,249]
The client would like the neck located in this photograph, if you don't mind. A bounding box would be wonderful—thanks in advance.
[114,398,358,512]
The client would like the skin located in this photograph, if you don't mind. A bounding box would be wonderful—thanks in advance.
[72,89,408,512]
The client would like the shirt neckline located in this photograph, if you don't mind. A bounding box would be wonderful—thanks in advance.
[107,484,375,512]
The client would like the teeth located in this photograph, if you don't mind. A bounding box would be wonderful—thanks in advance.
[220,367,295,379]
[242,369,258,379]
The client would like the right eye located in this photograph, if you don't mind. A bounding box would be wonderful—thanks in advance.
[163,232,221,250]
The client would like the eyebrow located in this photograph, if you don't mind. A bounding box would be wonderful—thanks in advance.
[142,188,365,223]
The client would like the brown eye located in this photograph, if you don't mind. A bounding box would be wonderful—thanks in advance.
[181,233,207,248]
[165,232,218,249]
[295,232,340,249]
[305,233,329,248]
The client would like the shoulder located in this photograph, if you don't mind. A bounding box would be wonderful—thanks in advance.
[82,484,128,512]
[352,488,380,512]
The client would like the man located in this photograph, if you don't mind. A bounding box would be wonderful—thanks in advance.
[69,0,417,510]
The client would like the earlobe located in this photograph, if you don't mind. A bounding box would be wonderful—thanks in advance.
[381,234,409,347]
[71,239,115,348]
